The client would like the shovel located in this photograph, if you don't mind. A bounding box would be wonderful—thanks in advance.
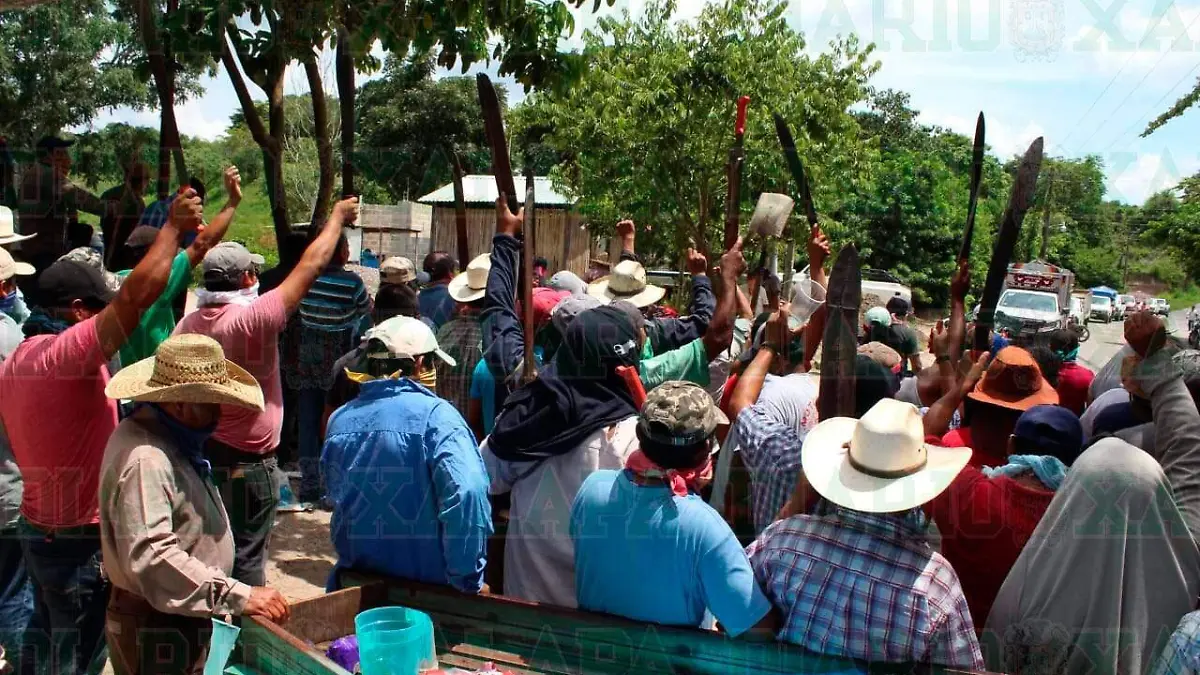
[749,192,794,309]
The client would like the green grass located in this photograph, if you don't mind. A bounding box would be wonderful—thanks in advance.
[1165,284,1200,312]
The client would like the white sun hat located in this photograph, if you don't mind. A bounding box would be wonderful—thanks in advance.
[364,316,456,366]
[0,247,34,280]
[0,207,34,246]
[586,259,666,308]
[447,253,490,303]
[801,398,971,513]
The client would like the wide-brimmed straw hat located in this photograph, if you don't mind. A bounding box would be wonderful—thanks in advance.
[447,253,490,303]
[0,207,34,246]
[801,398,971,513]
[968,346,1059,411]
[0,248,34,280]
[587,260,666,308]
[106,334,264,410]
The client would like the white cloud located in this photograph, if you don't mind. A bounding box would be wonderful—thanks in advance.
[922,110,1047,159]
[1105,147,1198,203]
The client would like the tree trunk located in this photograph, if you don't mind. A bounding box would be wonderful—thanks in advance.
[220,28,290,243]
[303,56,333,229]
[450,149,469,271]
[336,24,356,198]
[135,0,187,195]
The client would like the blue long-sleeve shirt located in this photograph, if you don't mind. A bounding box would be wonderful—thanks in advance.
[322,377,492,593]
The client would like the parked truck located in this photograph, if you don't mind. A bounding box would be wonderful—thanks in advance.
[995,260,1075,343]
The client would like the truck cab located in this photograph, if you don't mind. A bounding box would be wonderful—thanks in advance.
[997,261,1073,342]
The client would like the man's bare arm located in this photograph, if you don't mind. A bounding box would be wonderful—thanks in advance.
[275,197,359,315]
[186,166,242,266]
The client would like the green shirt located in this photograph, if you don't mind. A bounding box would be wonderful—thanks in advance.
[117,251,191,367]
[641,338,710,390]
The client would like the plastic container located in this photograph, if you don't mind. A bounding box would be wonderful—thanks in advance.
[354,606,436,675]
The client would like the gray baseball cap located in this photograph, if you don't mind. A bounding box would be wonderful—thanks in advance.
[202,242,265,281]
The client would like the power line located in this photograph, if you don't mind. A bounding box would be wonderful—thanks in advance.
[1100,58,1200,156]
[1056,50,1138,151]
[1074,8,1200,153]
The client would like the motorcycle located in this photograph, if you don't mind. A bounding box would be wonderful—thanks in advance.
[1068,316,1090,343]
[1189,318,1199,349]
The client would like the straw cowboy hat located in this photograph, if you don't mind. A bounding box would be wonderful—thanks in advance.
[106,334,265,410]
[447,253,490,303]
[801,398,971,513]
[0,247,34,280]
[0,207,34,246]
[587,259,666,308]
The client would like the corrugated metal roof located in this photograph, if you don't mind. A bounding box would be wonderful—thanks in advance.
[417,175,575,207]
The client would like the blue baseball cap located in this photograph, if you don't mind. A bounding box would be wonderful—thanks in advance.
[1012,405,1085,466]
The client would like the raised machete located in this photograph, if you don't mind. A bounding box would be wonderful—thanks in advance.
[521,164,537,384]
[723,96,751,250]
[772,113,818,227]
[450,148,469,272]
[973,136,1045,352]
[818,245,861,421]
[958,112,986,262]
[477,74,519,216]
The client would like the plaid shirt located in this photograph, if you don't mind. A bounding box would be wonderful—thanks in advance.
[1152,611,1200,675]
[435,316,483,418]
[746,503,984,669]
[733,397,817,534]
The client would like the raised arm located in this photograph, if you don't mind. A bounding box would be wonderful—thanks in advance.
[481,195,526,383]
[924,352,989,439]
[702,238,746,361]
[274,197,359,316]
[645,248,715,353]
[616,219,638,262]
[95,190,202,361]
[728,343,775,420]
[947,260,970,363]
[186,166,242,266]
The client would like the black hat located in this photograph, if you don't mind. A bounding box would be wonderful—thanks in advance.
[886,295,911,316]
[37,260,116,309]
[35,136,75,152]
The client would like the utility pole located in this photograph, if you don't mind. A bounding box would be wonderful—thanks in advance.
[1039,173,1053,260]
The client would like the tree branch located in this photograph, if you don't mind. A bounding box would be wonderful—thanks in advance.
[303,54,333,228]
[220,29,274,153]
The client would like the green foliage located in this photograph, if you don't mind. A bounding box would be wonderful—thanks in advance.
[0,0,157,146]
[516,0,878,263]
[355,54,497,202]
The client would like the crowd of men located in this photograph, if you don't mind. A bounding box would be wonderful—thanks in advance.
[0,135,1198,675]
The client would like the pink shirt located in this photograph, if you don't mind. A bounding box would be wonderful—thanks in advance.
[0,317,117,528]
[174,290,288,454]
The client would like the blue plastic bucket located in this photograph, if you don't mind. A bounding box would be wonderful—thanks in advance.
[354,606,436,675]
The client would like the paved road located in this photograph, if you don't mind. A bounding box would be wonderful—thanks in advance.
[1078,309,1190,372]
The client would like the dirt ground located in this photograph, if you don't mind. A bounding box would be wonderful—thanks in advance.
[266,508,336,602]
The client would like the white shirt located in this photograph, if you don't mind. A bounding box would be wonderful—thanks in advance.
[481,417,639,608]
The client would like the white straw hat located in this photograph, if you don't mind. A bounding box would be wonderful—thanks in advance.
[587,259,666,308]
[0,207,34,246]
[801,398,971,513]
[0,248,34,280]
[447,253,490,303]
[105,334,265,410]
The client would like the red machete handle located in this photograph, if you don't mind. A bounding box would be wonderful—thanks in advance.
[735,96,750,137]
[616,365,647,409]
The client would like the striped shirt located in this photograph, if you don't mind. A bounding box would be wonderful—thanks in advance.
[746,503,984,669]
[283,267,371,390]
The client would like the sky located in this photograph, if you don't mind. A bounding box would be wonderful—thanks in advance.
[80,0,1200,205]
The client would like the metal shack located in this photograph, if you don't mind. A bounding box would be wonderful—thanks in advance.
[417,175,590,277]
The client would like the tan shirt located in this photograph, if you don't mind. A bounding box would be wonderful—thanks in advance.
[99,413,251,618]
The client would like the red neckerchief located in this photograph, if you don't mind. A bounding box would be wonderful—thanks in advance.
[624,450,712,497]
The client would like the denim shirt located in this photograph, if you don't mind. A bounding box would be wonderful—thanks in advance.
[322,377,492,593]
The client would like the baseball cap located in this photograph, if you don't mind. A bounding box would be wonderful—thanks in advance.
[123,225,161,250]
[380,256,416,285]
[551,294,601,335]
[1012,404,1085,465]
[547,270,588,295]
[865,306,891,326]
[363,316,456,365]
[886,296,911,316]
[533,287,570,328]
[0,248,34,281]
[969,346,1059,411]
[637,381,729,447]
[202,242,265,282]
[35,135,74,152]
[37,260,116,308]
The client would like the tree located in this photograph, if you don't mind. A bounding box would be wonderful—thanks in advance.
[165,0,598,246]
[515,0,879,263]
[0,0,166,148]
[355,54,499,202]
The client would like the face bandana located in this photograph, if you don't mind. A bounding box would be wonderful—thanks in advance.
[195,283,260,309]
[143,404,218,478]
[344,365,437,393]
[0,290,28,324]
[624,449,714,497]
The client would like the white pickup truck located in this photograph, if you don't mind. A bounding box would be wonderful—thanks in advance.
[995,261,1074,341]
[797,266,912,307]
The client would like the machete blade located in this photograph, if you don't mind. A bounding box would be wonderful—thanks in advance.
[522,164,537,384]
[773,113,818,226]
[958,112,986,262]
[818,244,861,421]
[973,136,1045,352]
[477,74,519,216]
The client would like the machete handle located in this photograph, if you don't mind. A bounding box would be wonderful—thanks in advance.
[735,96,750,137]
[616,365,647,409]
